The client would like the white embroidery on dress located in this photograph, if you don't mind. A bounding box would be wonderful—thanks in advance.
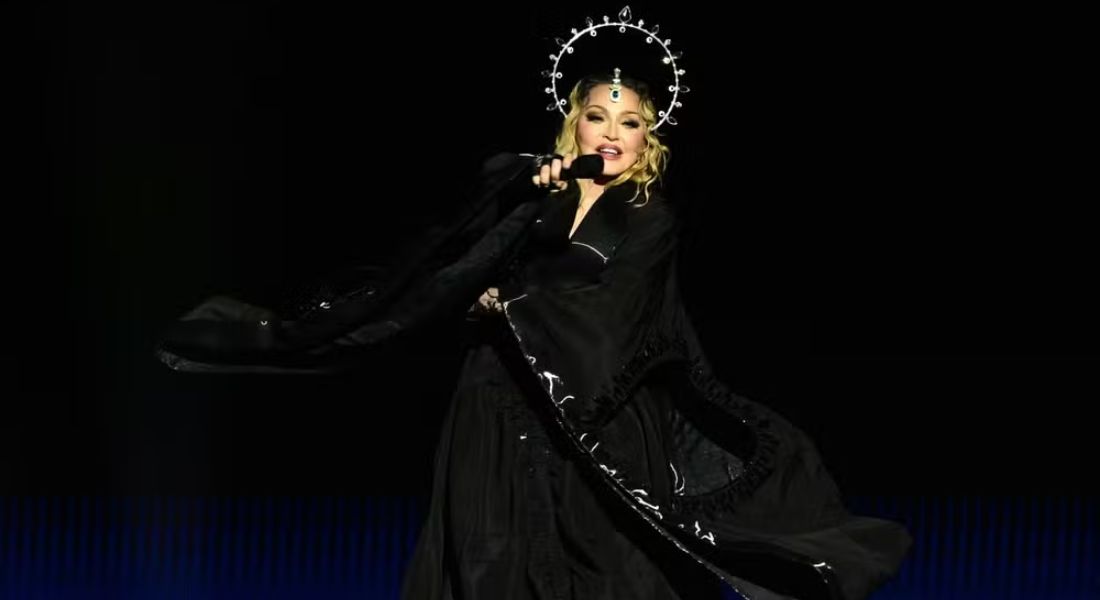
[537,370,574,406]
[630,489,663,519]
[570,241,609,262]
[670,462,686,495]
[692,520,717,545]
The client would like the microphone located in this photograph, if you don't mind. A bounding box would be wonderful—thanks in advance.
[487,153,606,210]
[522,153,605,180]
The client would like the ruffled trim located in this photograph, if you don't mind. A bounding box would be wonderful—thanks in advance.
[562,330,690,431]
[534,314,782,520]
[551,323,782,519]
[669,354,782,519]
[496,340,755,598]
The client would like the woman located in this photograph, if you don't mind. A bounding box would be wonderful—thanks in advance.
[392,67,915,598]
[399,74,725,599]
[157,71,911,599]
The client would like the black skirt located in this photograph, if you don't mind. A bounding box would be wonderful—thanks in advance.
[399,316,728,600]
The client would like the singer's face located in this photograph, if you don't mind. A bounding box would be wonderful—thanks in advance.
[576,84,646,178]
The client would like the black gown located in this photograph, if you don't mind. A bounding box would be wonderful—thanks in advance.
[155,153,912,599]
[398,183,732,599]
[398,316,725,599]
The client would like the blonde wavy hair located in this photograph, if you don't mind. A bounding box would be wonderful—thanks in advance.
[552,74,670,206]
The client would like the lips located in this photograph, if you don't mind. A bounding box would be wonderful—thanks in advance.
[596,144,623,160]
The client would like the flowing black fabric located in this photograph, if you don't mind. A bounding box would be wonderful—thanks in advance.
[155,153,911,599]
[398,317,731,599]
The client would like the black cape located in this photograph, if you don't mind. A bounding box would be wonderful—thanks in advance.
[155,153,911,599]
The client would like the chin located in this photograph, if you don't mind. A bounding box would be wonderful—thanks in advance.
[604,163,634,178]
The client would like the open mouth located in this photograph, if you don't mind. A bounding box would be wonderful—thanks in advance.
[596,144,623,160]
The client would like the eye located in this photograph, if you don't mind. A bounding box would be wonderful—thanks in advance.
[623,120,640,128]
[585,113,604,122]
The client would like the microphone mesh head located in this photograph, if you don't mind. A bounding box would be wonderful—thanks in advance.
[567,154,604,179]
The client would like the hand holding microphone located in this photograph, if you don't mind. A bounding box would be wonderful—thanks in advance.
[531,153,604,191]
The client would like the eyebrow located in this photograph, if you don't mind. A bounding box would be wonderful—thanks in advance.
[583,105,642,117]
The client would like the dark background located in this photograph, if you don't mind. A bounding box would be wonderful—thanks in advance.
[13,1,1093,502]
